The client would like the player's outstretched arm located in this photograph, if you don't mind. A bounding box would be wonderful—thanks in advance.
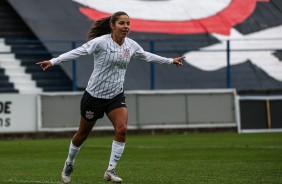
[36,60,52,71]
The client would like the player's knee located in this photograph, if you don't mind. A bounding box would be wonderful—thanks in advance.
[116,125,127,138]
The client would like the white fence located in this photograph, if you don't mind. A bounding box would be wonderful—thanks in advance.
[0,94,37,133]
[1,89,238,133]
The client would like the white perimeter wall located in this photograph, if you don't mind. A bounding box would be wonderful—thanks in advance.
[0,89,237,133]
[0,94,37,133]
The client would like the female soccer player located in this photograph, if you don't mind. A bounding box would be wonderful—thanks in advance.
[37,11,184,183]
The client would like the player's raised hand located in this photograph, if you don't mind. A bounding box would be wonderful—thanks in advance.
[173,56,185,67]
[36,60,52,71]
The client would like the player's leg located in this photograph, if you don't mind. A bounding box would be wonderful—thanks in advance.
[62,117,96,183]
[68,116,97,163]
[104,106,128,183]
[65,90,102,164]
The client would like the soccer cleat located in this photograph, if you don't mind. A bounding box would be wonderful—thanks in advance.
[61,161,73,183]
[104,169,122,183]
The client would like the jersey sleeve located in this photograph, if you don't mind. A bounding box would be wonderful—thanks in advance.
[132,42,173,64]
[50,46,88,65]
[81,38,100,55]
[50,38,99,66]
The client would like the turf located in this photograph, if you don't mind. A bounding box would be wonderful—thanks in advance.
[0,132,281,184]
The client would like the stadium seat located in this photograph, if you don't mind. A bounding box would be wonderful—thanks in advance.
[0,0,73,93]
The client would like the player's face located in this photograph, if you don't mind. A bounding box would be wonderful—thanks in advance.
[111,15,130,39]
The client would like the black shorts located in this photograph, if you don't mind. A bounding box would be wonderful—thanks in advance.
[80,91,126,121]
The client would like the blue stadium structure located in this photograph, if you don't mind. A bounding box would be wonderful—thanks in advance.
[1,0,282,94]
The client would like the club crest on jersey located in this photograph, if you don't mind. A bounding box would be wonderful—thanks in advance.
[85,111,94,119]
[124,49,130,59]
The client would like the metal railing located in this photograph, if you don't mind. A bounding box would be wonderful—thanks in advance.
[1,38,282,91]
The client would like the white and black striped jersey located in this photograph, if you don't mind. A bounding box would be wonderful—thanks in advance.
[50,34,173,99]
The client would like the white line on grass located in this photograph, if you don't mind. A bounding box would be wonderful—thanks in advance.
[3,179,61,184]
[84,145,282,150]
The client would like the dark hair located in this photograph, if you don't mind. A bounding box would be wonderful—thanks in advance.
[88,11,129,40]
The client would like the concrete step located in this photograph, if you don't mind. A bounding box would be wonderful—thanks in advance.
[4,67,26,75]
[0,45,11,52]
[0,60,21,67]
[0,53,15,60]
[8,75,32,82]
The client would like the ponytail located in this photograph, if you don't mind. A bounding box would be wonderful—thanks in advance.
[87,11,129,40]
[88,16,111,40]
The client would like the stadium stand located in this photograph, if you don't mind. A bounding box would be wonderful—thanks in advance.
[3,0,282,94]
[0,67,17,93]
[0,0,72,93]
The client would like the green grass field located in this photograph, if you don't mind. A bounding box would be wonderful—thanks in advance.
[0,132,281,184]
